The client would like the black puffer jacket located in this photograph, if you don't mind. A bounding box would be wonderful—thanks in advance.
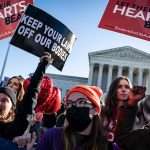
[0,59,49,140]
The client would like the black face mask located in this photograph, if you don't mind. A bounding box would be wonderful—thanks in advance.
[66,106,92,132]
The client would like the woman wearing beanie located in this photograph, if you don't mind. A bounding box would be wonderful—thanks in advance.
[0,52,52,141]
[37,85,109,150]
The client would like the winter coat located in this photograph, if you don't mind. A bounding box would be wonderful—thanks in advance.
[0,59,48,140]
[114,104,150,150]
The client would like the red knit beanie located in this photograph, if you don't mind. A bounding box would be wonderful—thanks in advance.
[65,85,103,115]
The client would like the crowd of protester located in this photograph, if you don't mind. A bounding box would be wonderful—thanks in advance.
[0,52,149,150]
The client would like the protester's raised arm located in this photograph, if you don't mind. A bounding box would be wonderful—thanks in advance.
[128,86,146,106]
[114,86,149,149]
[13,52,53,139]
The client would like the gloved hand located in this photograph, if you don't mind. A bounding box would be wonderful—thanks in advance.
[40,52,54,68]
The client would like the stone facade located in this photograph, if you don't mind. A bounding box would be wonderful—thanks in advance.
[45,73,88,99]
[88,46,150,93]
[30,46,150,98]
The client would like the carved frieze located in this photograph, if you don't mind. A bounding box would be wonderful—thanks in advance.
[89,46,150,61]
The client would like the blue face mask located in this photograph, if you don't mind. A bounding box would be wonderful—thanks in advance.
[66,106,92,132]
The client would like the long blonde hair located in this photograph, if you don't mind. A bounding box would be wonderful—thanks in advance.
[0,107,15,123]
[7,76,25,102]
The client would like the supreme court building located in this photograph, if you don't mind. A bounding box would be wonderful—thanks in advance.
[88,46,150,94]
[44,46,150,98]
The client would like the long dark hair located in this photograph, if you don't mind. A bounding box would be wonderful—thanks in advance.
[62,115,107,150]
[101,76,132,127]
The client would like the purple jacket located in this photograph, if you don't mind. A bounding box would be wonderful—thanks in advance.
[36,127,80,150]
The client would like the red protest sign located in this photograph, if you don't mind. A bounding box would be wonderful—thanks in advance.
[98,0,150,41]
[0,0,33,40]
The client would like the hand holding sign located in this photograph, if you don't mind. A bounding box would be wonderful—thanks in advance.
[40,52,54,68]
[10,4,76,71]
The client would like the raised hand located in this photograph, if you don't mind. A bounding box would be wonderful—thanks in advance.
[128,86,146,106]
[40,52,53,64]
[13,132,36,149]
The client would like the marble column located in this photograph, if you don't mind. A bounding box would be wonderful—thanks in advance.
[117,65,123,77]
[129,67,134,84]
[88,63,94,85]
[97,63,104,88]
[138,68,143,86]
[107,65,113,92]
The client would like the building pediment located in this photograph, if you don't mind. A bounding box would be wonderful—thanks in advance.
[89,46,150,61]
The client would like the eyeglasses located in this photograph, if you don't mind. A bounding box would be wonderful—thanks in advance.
[66,98,94,109]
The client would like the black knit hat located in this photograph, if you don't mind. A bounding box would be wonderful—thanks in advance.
[0,87,16,107]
